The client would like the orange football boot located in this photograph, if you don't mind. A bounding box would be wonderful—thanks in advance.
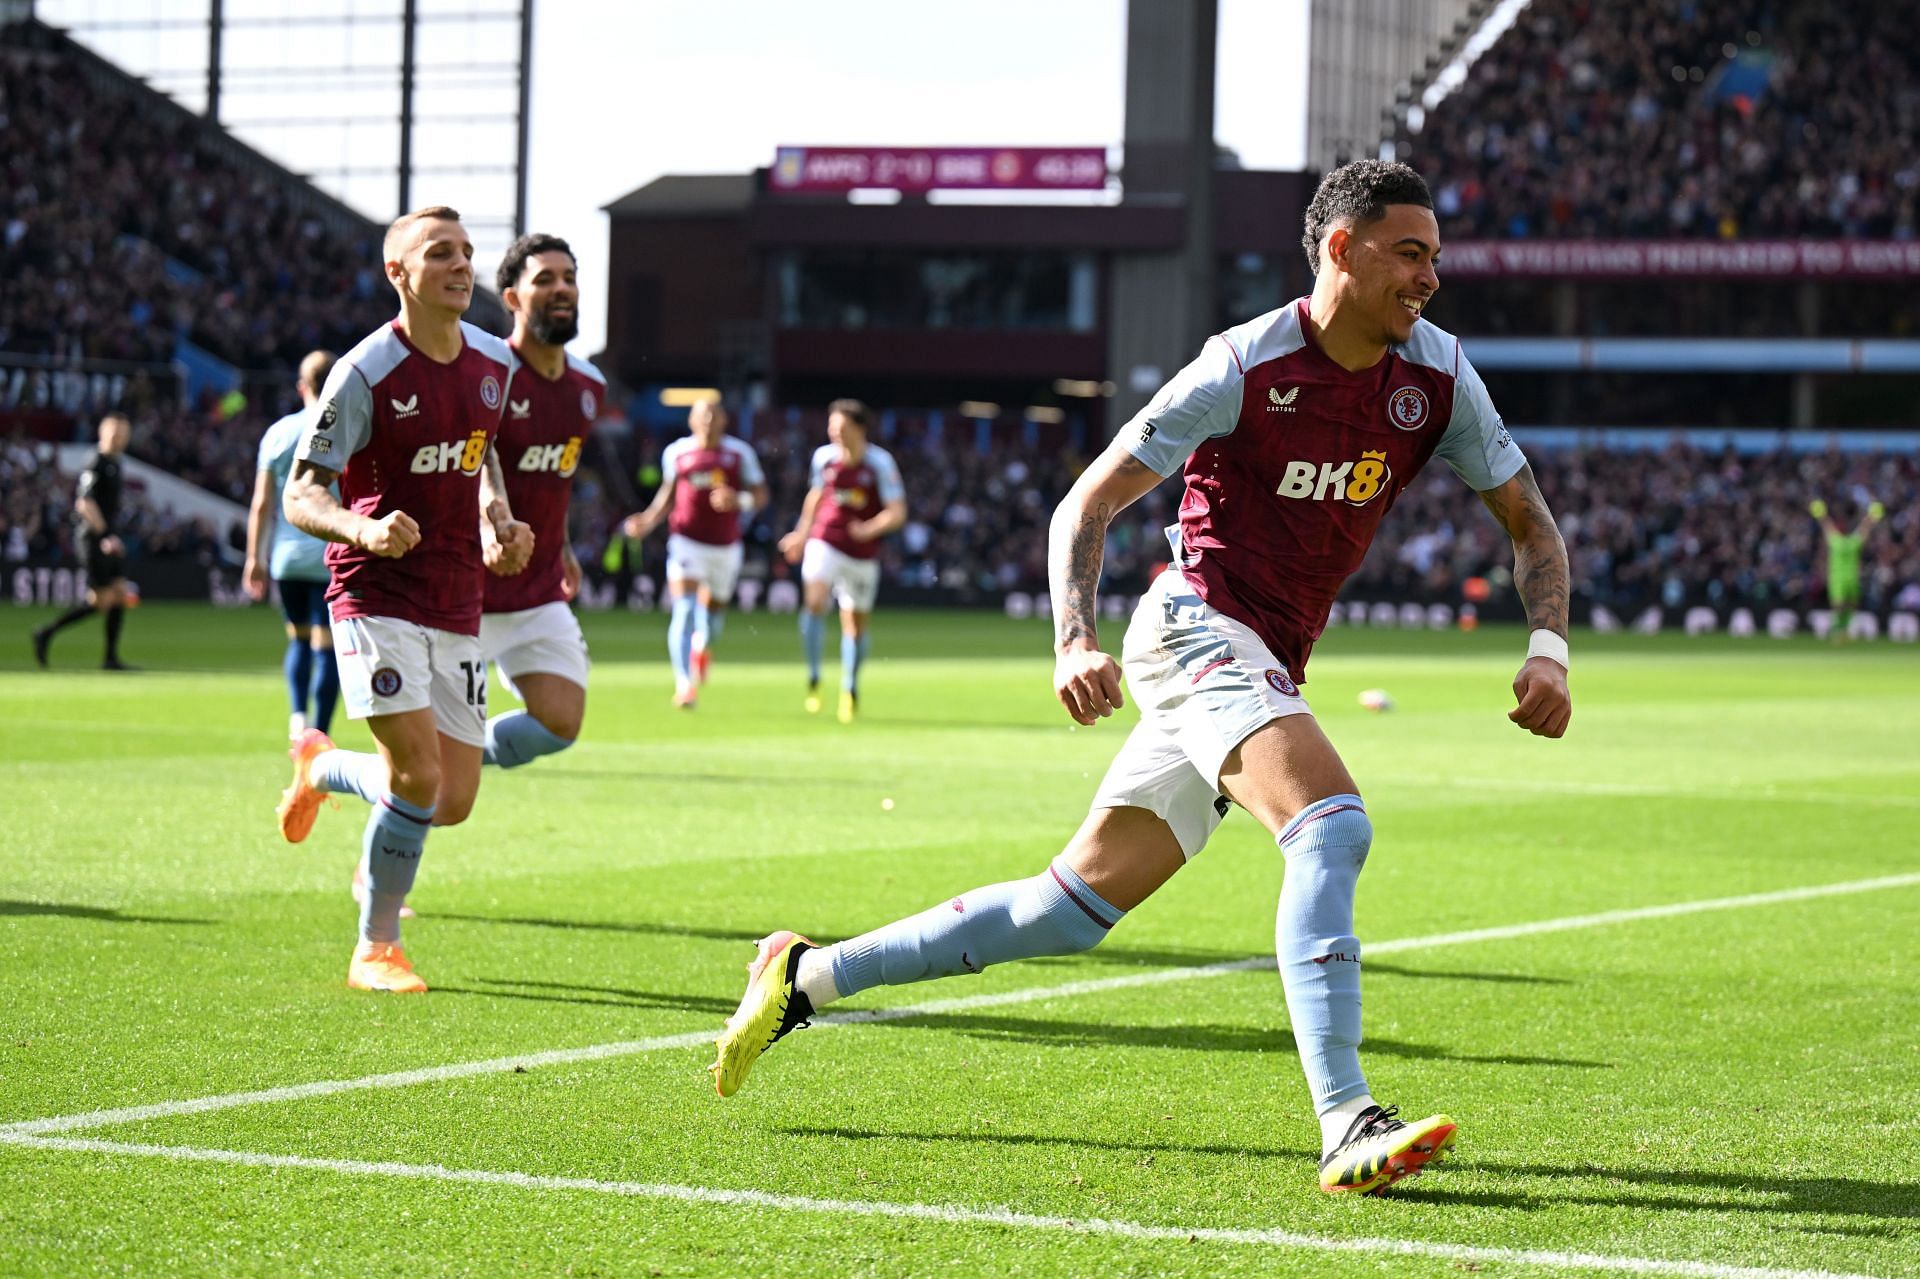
[347,941,427,994]
[277,728,336,844]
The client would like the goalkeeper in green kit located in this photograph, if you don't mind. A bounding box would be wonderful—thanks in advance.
[1808,497,1884,641]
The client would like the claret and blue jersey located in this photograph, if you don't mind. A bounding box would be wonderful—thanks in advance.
[807,443,905,561]
[1127,297,1526,681]
[294,319,516,636]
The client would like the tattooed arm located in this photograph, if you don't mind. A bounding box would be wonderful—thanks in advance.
[1047,440,1169,725]
[1477,462,1573,738]
[480,441,535,576]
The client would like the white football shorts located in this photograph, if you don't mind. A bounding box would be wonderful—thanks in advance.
[1090,568,1312,858]
[801,537,880,613]
[666,533,745,602]
[479,599,590,701]
[331,615,487,747]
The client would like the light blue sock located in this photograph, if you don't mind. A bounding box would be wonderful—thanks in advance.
[312,748,385,805]
[284,639,313,714]
[690,599,712,652]
[799,611,825,685]
[483,709,574,768]
[667,595,696,686]
[1275,794,1372,1113]
[840,632,870,693]
[703,609,725,647]
[310,647,340,734]
[829,856,1123,997]
[360,791,434,944]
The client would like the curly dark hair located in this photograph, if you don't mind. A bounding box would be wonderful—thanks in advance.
[1300,161,1433,275]
[496,232,576,295]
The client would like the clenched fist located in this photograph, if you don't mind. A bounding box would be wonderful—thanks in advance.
[362,510,421,558]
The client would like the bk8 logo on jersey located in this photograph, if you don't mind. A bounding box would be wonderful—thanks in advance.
[1273,450,1392,506]
[410,429,490,475]
[516,436,582,476]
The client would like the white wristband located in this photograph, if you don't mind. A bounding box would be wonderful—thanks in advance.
[1527,629,1569,670]
[735,491,757,514]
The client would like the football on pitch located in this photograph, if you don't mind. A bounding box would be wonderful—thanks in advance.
[1358,688,1394,713]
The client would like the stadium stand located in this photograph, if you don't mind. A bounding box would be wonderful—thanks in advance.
[1,434,225,570]
[592,414,1920,616]
[4,8,1914,623]
[1401,0,1920,241]
[1355,439,1920,615]
[0,28,392,372]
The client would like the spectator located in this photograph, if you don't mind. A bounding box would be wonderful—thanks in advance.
[1402,1,1920,243]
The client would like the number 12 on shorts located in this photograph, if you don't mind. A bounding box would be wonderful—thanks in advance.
[459,660,487,707]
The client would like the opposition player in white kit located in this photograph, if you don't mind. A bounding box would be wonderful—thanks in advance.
[477,232,604,765]
[777,398,906,722]
[711,162,1573,1196]
[622,396,768,708]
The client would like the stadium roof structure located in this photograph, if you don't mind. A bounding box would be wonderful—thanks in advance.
[602,175,758,219]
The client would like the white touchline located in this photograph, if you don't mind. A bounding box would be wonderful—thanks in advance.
[0,1132,1884,1279]
[6,870,1920,1138]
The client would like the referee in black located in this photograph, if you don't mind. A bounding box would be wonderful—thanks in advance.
[33,412,137,670]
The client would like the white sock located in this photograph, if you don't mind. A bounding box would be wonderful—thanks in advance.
[796,945,842,1010]
[1319,1095,1378,1154]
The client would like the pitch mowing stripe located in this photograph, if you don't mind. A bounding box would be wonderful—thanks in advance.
[0,1132,1883,1279]
[6,870,1919,1137]
[1381,774,1920,809]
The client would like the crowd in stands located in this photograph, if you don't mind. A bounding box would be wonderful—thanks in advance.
[601,413,1920,617]
[1405,0,1920,241]
[1348,440,1920,614]
[8,401,1915,619]
[0,434,227,569]
[0,36,390,374]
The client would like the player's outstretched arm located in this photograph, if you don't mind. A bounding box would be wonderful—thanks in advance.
[285,459,417,557]
[1477,463,1572,738]
[1048,441,1165,725]
[622,470,676,539]
[480,441,534,575]
[778,486,824,563]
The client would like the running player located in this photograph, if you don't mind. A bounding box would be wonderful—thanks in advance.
[244,350,342,740]
[621,396,769,708]
[32,413,137,671]
[478,232,603,763]
[274,205,532,995]
[776,399,906,721]
[1808,497,1884,641]
[714,162,1573,1197]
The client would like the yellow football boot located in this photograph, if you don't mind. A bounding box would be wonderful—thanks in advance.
[1319,1105,1456,1195]
[711,931,815,1097]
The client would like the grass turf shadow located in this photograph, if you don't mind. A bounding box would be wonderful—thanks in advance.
[778,1123,1316,1163]
[432,979,738,1016]
[874,1009,1611,1068]
[0,899,212,925]
[1391,1158,1920,1224]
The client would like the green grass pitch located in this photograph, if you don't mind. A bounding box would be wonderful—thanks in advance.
[1,603,1916,1278]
